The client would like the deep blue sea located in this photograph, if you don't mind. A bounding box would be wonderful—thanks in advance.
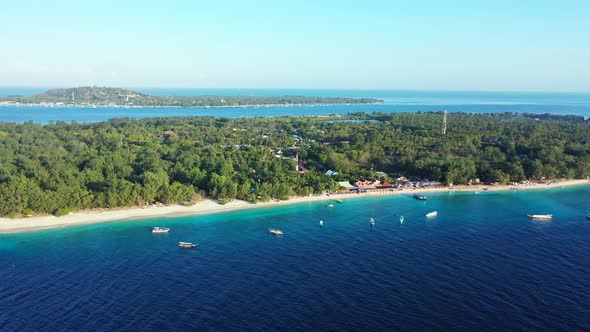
[1,186,590,331]
[0,88,589,123]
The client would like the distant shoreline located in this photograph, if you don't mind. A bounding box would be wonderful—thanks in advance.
[1,179,587,235]
[0,102,383,109]
[0,86,384,109]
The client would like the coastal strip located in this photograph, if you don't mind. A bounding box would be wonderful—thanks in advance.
[0,86,384,108]
[1,179,587,235]
[0,101,383,109]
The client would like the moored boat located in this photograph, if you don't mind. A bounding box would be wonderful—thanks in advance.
[414,194,427,201]
[327,203,334,208]
[178,242,197,248]
[269,228,284,236]
[586,213,590,220]
[152,227,170,233]
[527,214,553,220]
[426,211,438,218]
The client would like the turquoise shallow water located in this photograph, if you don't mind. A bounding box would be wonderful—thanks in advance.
[1,185,590,330]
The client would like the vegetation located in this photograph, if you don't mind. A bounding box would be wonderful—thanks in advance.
[0,86,382,107]
[0,112,588,217]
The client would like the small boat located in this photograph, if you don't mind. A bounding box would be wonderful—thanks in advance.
[327,203,334,208]
[400,216,404,224]
[334,199,343,204]
[414,194,427,201]
[587,213,590,220]
[370,217,375,226]
[320,220,324,227]
[152,227,170,233]
[178,242,197,248]
[268,228,284,236]
[527,214,552,220]
[426,211,438,218]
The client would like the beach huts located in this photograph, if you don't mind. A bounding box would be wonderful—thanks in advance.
[338,181,357,191]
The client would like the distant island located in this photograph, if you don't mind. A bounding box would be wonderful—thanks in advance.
[0,86,383,107]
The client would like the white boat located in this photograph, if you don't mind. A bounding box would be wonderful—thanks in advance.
[320,220,324,227]
[269,228,284,236]
[370,217,375,226]
[528,214,552,220]
[425,211,438,218]
[178,242,197,248]
[400,216,404,224]
[327,203,334,208]
[152,227,170,233]
[587,213,590,220]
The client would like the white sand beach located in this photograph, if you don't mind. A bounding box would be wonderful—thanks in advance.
[1,179,588,234]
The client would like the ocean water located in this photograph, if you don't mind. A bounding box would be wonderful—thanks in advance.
[1,186,590,331]
[0,89,589,123]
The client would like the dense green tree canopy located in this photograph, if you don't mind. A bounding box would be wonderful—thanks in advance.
[0,112,588,217]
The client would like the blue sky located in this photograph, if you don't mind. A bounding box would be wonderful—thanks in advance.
[1,0,589,91]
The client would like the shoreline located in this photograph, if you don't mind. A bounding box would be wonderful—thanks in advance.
[0,102,383,109]
[1,179,588,235]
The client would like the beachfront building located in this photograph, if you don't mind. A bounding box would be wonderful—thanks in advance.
[376,181,393,189]
[416,180,442,187]
[353,179,379,192]
[338,181,357,192]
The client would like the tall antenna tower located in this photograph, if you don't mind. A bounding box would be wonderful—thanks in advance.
[442,110,448,135]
